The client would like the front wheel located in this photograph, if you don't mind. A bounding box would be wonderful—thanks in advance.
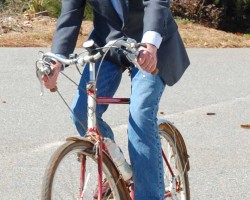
[159,123,190,200]
[41,139,130,200]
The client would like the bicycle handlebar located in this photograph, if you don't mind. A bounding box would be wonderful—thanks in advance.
[36,38,158,95]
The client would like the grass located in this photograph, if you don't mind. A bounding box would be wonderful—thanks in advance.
[0,15,250,48]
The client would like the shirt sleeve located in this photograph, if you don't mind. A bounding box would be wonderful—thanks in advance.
[141,31,163,49]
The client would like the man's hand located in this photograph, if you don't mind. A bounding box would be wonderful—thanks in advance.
[136,43,158,73]
[42,60,62,90]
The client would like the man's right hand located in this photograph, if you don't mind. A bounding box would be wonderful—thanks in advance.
[42,60,62,91]
[136,43,158,74]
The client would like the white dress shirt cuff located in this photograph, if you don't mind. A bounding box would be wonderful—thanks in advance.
[141,31,163,49]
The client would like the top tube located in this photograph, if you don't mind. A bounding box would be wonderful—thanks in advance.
[96,97,130,105]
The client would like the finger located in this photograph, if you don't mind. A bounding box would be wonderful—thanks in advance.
[137,50,147,65]
[42,74,48,82]
[45,81,57,90]
[145,63,156,73]
[142,62,153,72]
[151,68,159,75]
[50,86,58,92]
[149,59,157,72]
[141,58,151,70]
[143,56,157,72]
[43,72,58,89]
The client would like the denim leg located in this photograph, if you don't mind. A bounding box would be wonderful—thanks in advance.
[70,60,123,140]
[128,68,165,200]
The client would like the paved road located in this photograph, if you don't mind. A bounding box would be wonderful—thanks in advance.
[0,48,250,199]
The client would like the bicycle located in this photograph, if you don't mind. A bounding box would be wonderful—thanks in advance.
[36,38,190,200]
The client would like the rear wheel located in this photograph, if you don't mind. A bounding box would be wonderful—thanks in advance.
[41,140,129,200]
[160,128,190,200]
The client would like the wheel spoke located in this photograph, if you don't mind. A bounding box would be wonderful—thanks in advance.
[160,130,190,200]
[41,141,128,200]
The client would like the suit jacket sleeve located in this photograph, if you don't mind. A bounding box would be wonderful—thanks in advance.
[142,0,170,36]
[51,0,86,57]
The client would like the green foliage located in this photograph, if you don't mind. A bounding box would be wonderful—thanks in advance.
[214,0,250,32]
[84,2,93,20]
[26,0,61,17]
[244,33,250,38]
[43,0,61,17]
[29,0,44,13]
[1,0,92,19]
[171,0,223,28]
[171,0,250,33]
[0,0,6,6]
[213,0,221,4]
[42,1,92,19]
[1,0,30,13]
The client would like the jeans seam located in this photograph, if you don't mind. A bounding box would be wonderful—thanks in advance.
[153,84,165,198]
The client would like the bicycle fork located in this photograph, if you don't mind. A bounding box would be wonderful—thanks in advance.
[78,139,104,200]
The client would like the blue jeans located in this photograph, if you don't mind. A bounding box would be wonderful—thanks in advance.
[71,60,165,200]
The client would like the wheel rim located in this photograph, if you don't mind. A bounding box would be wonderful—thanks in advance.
[49,148,120,200]
[160,131,189,200]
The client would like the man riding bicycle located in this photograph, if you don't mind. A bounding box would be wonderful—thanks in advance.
[42,0,190,199]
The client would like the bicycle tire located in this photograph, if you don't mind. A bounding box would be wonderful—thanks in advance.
[41,139,130,200]
[159,125,190,200]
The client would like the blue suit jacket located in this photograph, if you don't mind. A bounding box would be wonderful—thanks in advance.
[52,0,190,86]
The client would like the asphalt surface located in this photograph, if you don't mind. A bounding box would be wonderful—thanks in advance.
[0,48,250,200]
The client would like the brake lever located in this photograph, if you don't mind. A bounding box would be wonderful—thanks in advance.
[36,59,53,96]
[36,65,44,96]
